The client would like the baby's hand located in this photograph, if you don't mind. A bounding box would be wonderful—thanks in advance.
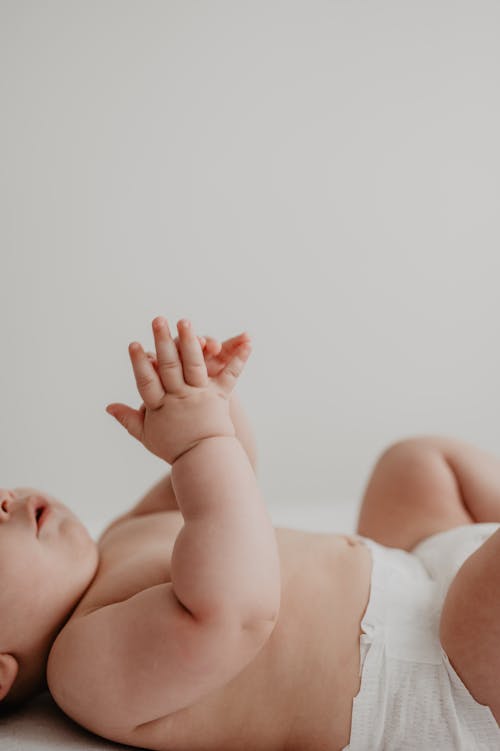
[145,331,251,379]
[106,317,252,464]
[199,332,252,378]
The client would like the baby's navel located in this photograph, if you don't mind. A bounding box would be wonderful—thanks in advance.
[342,535,358,547]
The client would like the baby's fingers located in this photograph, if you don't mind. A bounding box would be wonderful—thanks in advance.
[215,341,252,395]
[221,333,251,353]
[129,342,165,408]
[152,317,186,394]
[145,335,207,374]
[176,319,209,387]
[106,402,144,443]
[201,336,221,356]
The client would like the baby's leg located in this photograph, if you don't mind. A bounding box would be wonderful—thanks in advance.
[439,526,500,722]
[356,435,500,551]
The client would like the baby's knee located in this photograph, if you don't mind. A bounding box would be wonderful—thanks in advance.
[375,436,441,470]
[372,437,458,501]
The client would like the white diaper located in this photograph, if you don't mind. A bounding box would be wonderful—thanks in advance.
[342,523,500,751]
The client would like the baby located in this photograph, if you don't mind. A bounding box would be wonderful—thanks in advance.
[1,315,500,751]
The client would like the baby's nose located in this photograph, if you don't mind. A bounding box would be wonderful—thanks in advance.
[0,489,14,515]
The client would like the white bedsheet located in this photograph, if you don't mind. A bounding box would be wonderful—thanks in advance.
[0,499,359,750]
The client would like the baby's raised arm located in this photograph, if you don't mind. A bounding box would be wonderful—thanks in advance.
[107,316,280,627]
[47,318,281,735]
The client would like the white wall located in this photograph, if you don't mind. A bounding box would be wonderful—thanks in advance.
[1,1,499,528]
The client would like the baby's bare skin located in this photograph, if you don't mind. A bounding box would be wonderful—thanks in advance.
[4,317,500,745]
[44,319,372,751]
[69,512,372,751]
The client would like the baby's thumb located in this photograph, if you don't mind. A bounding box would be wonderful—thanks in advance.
[106,403,143,442]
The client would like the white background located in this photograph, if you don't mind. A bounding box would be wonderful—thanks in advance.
[1,1,499,530]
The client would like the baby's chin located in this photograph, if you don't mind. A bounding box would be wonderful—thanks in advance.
[48,496,93,535]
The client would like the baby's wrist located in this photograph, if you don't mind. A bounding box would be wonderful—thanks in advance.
[170,431,237,466]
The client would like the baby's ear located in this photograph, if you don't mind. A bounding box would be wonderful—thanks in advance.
[0,653,19,702]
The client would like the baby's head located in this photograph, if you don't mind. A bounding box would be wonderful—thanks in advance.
[0,487,99,712]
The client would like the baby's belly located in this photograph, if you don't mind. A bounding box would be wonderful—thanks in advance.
[128,529,373,751]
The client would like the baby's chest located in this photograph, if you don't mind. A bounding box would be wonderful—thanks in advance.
[74,512,184,615]
[73,517,366,750]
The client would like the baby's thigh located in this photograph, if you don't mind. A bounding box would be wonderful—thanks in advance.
[439,527,500,722]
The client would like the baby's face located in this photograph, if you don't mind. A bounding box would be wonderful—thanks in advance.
[0,487,99,650]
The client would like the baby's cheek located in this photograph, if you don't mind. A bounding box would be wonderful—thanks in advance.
[13,486,37,497]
